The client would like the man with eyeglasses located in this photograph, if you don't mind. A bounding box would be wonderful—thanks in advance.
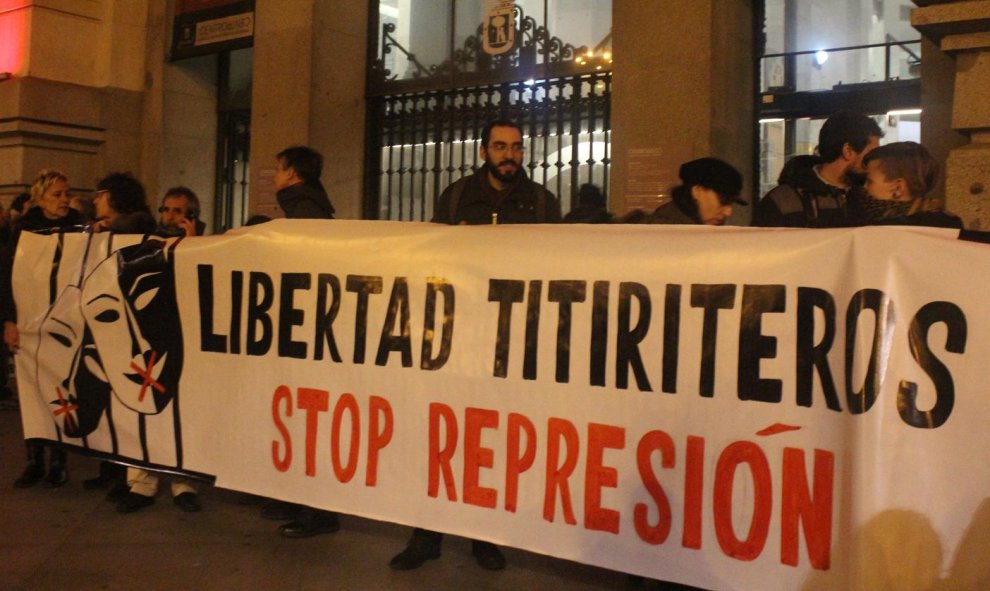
[432,118,561,225]
[389,118,561,573]
[156,186,205,237]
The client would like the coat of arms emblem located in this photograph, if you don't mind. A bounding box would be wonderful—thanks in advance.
[483,1,515,56]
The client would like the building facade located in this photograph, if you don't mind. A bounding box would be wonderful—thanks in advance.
[1,0,987,230]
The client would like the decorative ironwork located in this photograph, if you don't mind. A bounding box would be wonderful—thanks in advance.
[372,4,601,93]
[365,73,611,222]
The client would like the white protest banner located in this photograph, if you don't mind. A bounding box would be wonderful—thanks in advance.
[13,221,990,590]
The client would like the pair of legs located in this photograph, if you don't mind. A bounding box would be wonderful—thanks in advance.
[391,528,505,571]
[117,467,200,513]
[14,441,67,488]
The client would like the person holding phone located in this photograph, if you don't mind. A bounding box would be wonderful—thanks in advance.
[156,186,205,237]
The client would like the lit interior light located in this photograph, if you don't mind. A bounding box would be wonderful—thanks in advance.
[886,109,922,117]
[814,50,829,66]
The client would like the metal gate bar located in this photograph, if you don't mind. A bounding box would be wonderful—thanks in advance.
[369,72,611,221]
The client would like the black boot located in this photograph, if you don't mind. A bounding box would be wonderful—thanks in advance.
[14,442,45,488]
[389,529,443,570]
[84,461,124,490]
[43,447,68,488]
[278,508,340,538]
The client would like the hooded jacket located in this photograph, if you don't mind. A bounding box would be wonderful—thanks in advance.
[753,155,859,228]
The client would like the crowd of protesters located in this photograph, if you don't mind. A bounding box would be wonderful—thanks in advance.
[0,111,963,580]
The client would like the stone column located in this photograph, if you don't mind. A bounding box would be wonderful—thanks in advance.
[249,0,315,217]
[250,0,367,220]
[310,0,368,220]
[610,0,755,222]
[913,1,990,229]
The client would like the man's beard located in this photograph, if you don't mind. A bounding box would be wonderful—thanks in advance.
[487,156,521,185]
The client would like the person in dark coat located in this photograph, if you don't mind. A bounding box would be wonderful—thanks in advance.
[625,157,747,226]
[274,146,335,219]
[91,172,157,234]
[390,119,561,574]
[5,170,83,489]
[848,141,963,229]
[262,145,340,536]
[563,183,611,223]
[754,111,883,228]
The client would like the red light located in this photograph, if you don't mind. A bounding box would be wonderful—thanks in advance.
[0,9,29,75]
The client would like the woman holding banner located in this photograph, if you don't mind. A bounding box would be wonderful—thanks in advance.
[4,169,84,488]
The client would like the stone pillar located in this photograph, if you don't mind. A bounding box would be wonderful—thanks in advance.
[310,0,368,220]
[913,1,990,229]
[0,1,150,199]
[610,0,755,222]
[249,0,315,217]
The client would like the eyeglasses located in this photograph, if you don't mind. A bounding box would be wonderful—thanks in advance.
[488,142,525,153]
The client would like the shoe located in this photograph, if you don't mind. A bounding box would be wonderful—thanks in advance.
[278,511,340,538]
[105,481,130,503]
[14,443,45,488]
[42,464,68,488]
[84,462,124,490]
[260,500,303,520]
[173,492,201,513]
[117,492,155,513]
[389,530,442,570]
[14,463,45,488]
[471,540,506,570]
[42,448,68,488]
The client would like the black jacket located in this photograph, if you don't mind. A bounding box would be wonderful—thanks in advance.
[433,166,561,225]
[754,156,860,228]
[277,181,335,220]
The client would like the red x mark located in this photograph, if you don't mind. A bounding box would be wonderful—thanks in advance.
[54,386,78,431]
[130,350,166,402]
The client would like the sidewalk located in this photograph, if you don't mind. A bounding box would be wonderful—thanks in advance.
[0,409,697,591]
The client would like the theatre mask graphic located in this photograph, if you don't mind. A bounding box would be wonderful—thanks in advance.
[36,284,112,438]
[81,239,184,416]
[33,236,185,464]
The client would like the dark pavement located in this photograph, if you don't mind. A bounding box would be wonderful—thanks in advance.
[0,405,695,591]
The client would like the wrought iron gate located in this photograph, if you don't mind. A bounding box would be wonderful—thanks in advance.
[368,73,611,221]
[366,2,613,221]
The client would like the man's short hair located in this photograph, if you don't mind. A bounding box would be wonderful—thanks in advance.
[817,111,883,162]
[163,186,201,219]
[277,146,323,183]
[480,119,523,149]
[96,172,148,215]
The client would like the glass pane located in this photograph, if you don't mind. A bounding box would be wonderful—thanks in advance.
[764,0,917,54]
[378,0,452,81]
[761,0,920,92]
